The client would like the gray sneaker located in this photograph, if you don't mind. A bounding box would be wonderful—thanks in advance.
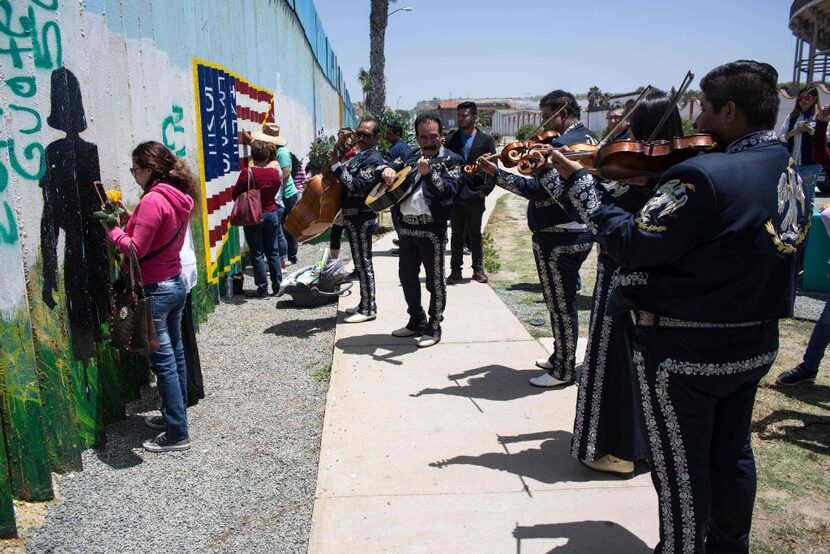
[143,432,191,453]
[144,415,167,430]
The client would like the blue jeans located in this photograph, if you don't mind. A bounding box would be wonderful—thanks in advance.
[244,209,283,294]
[145,275,188,440]
[282,192,299,261]
[803,279,830,371]
[796,164,821,214]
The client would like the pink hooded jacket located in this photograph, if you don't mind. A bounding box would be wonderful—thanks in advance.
[108,183,194,285]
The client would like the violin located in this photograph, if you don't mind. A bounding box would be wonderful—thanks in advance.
[463,107,567,174]
[594,134,719,180]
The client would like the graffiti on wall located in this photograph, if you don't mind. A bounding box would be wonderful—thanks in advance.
[162,103,186,157]
[192,59,274,283]
[0,0,62,245]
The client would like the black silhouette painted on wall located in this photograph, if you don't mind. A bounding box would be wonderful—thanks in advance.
[40,67,110,365]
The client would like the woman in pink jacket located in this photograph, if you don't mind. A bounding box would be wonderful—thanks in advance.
[103,141,196,452]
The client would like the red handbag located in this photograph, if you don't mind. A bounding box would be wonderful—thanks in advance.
[230,168,263,226]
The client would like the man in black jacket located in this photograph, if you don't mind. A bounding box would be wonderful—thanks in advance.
[445,101,497,284]
[380,114,462,347]
[329,118,386,323]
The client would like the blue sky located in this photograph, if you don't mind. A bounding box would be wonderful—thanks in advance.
[311,0,799,110]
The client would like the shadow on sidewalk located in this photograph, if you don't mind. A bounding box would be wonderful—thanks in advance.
[411,365,570,401]
[430,430,623,485]
[335,334,420,364]
[512,520,651,553]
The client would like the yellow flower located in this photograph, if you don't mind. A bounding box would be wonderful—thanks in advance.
[106,189,122,203]
[55,359,64,369]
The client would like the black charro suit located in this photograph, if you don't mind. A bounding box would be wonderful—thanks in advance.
[444,128,496,274]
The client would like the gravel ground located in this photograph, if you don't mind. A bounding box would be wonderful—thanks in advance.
[25,241,346,553]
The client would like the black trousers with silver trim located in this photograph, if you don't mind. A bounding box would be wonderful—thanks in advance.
[398,220,447,336]
[572,252,648,463]
[531,230,593,382]
[632,321,778,554]
[344,212,377,316]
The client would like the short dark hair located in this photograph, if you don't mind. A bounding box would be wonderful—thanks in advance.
[456,101,478,114]
[414,113,443,135]
[388,123,404,136]
[699,60,779,129]
[608,101,625,112]
[628,89,684,142]
[250,140,271,163]
[360,117,381,135]
[540,89,580,118]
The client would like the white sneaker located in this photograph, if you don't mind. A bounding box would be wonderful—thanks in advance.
[417,334,440,348]
[535,358,554,370]
[345,306,358,315]
[344,312,376,323]
[392,326,421,337]
[529,372,569,388]
[580,454,634,476]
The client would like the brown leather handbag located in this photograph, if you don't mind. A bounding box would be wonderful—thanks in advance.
[109,244,159,355]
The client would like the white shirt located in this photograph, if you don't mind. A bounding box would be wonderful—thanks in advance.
[399,174,432,216]
[180,225,198,292]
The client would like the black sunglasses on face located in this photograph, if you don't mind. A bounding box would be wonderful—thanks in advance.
[356,130,373,138]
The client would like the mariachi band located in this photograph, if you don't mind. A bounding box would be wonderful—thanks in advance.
[283,60,806,554]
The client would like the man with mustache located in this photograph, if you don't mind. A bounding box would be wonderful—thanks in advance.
[328,118,385,323]
[380,114,463,347]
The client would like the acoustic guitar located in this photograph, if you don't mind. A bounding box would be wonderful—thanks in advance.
[365,166,413,213]
[285,129,355,243]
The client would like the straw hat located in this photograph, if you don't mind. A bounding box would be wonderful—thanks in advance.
[251,123,287,146]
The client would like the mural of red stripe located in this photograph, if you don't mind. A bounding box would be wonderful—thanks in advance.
[209,216,234,245]
[206,184,236,214]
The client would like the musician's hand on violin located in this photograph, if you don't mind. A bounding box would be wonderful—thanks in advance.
[530,143,554,156]
[381,167,397,184]
[546,149,583,180]
[417,157,431,176]
[326,151,339,165]
[477,156,497,176]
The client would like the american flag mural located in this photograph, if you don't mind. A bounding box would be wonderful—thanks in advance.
[192,59,275,283]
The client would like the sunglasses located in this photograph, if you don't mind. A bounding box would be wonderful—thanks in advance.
[355,130,373,138]
[798,94,815,102]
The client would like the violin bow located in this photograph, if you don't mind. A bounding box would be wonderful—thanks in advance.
[646,71,694,143]
[526,104,568,139]
[597,85,653,148]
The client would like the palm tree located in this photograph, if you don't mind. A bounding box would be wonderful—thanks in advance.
[367,0,395,115]
[358,67,372,108]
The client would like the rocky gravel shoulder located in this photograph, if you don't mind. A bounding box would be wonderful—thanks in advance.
[25,242,343,553]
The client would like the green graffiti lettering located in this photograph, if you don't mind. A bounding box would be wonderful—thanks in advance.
[9,104,41,134]
[162,103,186,157]
[6,76,35,97]
[0,158,8,194]
[30,0,58,10]
[0,0,28,37]
[23,6,62,70]
[0,201,18,244]
[4,138,45,180]
[0,36,32,68]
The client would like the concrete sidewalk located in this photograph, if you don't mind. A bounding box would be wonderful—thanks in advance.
[309,190,658,552]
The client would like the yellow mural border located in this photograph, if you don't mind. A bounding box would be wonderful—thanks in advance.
[191,58,274,284]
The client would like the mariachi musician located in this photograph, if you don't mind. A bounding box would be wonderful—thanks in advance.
[543,61,804,553]
[379,114,463,348]
[477,90,597,388]
[328,118,386,323]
